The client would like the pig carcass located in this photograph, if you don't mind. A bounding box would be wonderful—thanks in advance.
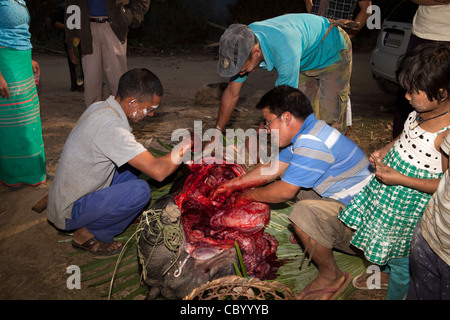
[137,161,278,300]
[175,161,278,280]
[137,194,237,300]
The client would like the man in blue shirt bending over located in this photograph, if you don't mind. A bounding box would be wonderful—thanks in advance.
[210,86,372,300]
[215,13,352,135]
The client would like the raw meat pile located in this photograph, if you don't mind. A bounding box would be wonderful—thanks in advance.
[175,160,279,280]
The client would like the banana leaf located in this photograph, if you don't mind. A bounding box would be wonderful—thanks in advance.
[60,180,369,300]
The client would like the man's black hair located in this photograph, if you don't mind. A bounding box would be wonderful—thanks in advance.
[116,68,163,101]
[396,42,450,102]
[255,85,313,119]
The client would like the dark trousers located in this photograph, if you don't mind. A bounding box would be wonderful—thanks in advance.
[407,223,450,300]
[65,165,151,243]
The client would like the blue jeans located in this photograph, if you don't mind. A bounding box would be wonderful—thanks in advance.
[65,165,151,243]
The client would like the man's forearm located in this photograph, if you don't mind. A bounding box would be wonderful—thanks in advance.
[215,82,241,131]
[304,0,313,13]
[245,179,300,204]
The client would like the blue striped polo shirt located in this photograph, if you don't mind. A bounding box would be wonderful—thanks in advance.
[278,114,372,205]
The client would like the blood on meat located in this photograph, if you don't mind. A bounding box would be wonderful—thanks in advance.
[175,160,279,280]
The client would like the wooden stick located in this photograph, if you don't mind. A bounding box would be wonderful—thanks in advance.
[0,217,47,241]
[32,192,48,213]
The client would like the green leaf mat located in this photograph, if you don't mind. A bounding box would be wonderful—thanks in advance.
[60,179,370,300]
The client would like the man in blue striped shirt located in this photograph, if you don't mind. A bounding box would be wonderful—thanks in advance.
[210,85,372,299]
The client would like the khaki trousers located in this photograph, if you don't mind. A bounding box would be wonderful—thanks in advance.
[288,189,359,255]
[82,22,127,107]
[298,27,352,133]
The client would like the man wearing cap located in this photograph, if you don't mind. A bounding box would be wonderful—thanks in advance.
[215,13,352,134]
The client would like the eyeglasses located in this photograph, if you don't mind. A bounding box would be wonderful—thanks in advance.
[264,114,282,130]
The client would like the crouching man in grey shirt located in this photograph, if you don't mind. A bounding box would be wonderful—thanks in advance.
[47,68,191,255]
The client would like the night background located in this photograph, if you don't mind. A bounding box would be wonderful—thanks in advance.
[26,0,401,52]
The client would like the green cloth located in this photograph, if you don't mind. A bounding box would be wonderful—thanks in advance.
[0,47,46,186]
[339,147,441,265]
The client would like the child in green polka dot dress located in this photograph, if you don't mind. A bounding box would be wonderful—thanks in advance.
[339,42,450,300]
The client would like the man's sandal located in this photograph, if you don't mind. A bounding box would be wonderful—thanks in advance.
[72,237,122,256]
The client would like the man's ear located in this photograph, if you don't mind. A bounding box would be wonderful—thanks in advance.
[252,44,262,59]
[282,112,292,125]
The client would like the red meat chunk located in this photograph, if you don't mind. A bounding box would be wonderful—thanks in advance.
[175,160,279,280]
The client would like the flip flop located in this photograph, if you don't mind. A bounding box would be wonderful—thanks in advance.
[298,272,352,300]
[352,272,389,290]
[72,237,122,256]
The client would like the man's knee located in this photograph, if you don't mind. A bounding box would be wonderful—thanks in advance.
[131,179,151,207]
[289,199,353,252]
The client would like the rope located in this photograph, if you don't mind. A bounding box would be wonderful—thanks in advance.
[321,19,360,42]
[136,208,184,282]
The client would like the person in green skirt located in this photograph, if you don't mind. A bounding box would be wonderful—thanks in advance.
[0,0,47,188]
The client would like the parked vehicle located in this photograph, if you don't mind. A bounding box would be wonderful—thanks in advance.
[370,0,418,93]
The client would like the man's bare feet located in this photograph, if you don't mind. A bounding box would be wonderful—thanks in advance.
[72,227,122,255]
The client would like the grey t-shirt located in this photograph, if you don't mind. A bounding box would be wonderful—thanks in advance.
[47,96,147,229]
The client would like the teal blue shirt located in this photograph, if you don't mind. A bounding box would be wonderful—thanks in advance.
[0,0,32,50]
[232,14,347,88]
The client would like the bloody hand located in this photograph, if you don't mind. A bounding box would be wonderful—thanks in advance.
[209,181,234,201]
[232,190,253,208]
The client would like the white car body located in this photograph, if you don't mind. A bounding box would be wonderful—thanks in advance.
[370,1,418,85]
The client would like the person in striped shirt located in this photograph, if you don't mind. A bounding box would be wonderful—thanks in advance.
[210,85,372,299]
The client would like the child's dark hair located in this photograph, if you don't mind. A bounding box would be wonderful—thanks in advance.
[116,68,163,101]
[255,85,313,119]
[396,42,450,102]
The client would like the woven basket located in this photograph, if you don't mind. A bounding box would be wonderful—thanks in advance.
[184,275,296,300]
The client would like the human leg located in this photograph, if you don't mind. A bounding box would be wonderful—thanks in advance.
[82,23,104,107]
[292,224,352,300]
[0,48,47,186]
[385,257,410,300]
[317,36,351,134]
[289,197,357,299]
[66,166,150,245]
[99,23,127,97]
[299,28,352,134]
[408,223,450,300]
[298,75,320,118]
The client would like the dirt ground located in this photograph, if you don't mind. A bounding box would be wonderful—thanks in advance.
[0,48,396,301]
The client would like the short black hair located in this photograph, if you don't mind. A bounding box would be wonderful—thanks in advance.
[255,85,313,119]
[116,68,163,102]
[396,42,450,102]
